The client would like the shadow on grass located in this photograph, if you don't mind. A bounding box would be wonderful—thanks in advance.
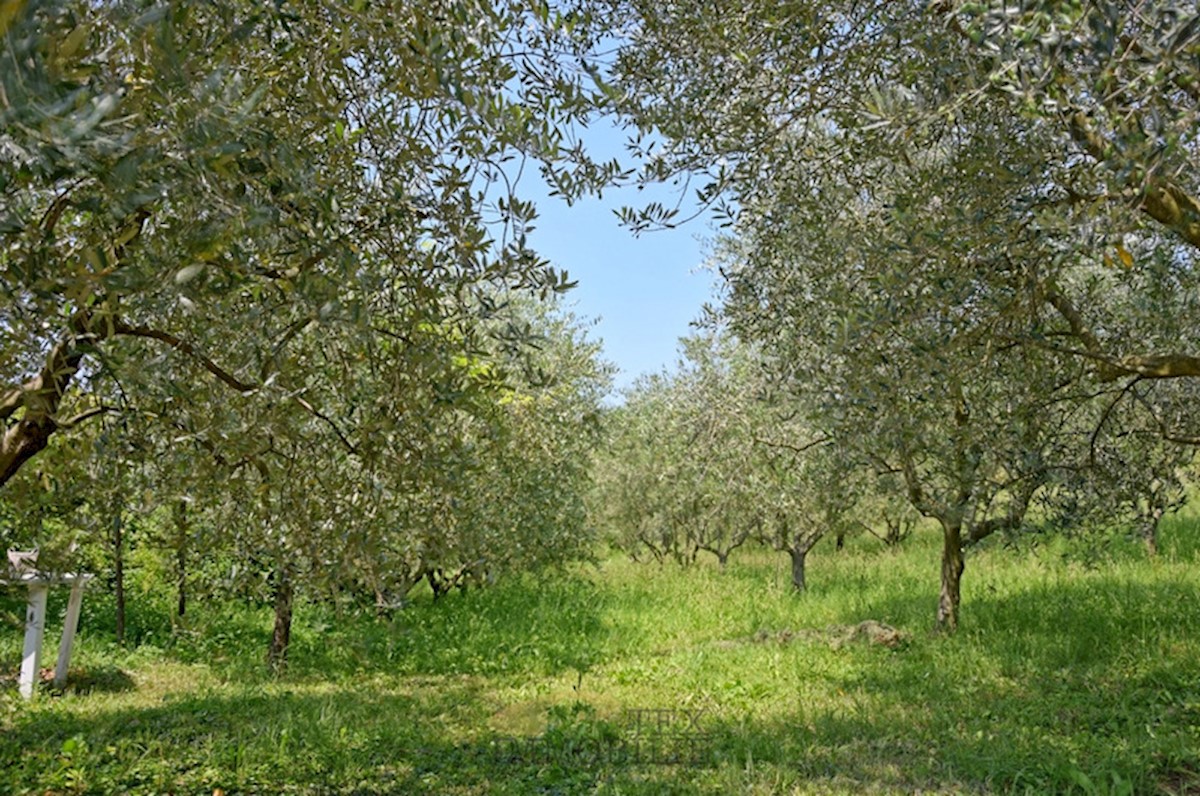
[3,639,1196,794]
[8,558,1198,793]
[11,686,1175,796]
[0,680,999,795]
[793,572,1200,793]
[0,666,136,699]
[290,574,611,681]
[0,685,665,795]
[698,686,1200,794]
[139,573,613,685]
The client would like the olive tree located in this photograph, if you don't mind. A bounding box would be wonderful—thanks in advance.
[591,375,697,565]
[603,0,1200,387]
[753,439,862,592]
[591,333,768,569]
[593,330,870,590]
[1,0,606,488]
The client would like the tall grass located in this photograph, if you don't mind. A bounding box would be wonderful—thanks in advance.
[2,520,1198,794]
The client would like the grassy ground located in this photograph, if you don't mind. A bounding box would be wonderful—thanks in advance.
[2,520,1199,795]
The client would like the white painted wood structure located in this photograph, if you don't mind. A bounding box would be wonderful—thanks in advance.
[3,562,94,700]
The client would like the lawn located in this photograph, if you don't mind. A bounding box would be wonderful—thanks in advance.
[3,520,1199,795]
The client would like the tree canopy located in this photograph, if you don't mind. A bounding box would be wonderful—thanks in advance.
[600,0,1200,627]
[1,0,603,486]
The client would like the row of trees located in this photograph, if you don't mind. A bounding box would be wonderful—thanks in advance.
[1,0,616,667]
[591,332,918,590]
[3,294,611,665]
[592,329,1191,628]
[590,0,1200,629]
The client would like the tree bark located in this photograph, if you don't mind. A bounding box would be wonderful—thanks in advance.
[937,521,964,633]
[789,547,809,592]
[267,566,294,673]
[0,316,94,488]
[0,415,58,489]
[0,213,155,488]
[174,501,188,617]
[112,509,126,647]
[427,569,448,600]
[176,545,188,617]
[1143,517,1160,557]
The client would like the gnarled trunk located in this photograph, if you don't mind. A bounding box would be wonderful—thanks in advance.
[937,521,964,632]
[0,416,57,488]
[1,311,108,489]
[1143,520,1160,557]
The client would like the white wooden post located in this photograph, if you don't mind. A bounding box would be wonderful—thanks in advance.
[54,579,86,688]
[19,584,48,700]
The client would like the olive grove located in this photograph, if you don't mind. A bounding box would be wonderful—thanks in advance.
[1,0,616,666]
[598,0,1200,628]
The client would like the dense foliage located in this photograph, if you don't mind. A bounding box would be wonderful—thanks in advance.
[600,0,1200,628]
[2,0,607,480]
[1,0,614,664]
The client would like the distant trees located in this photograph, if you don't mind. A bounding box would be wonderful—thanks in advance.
[591,373,691,565]
[591,333,763,568]
[592,332,871,590]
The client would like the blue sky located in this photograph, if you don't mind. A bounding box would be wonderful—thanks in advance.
[519,126,720,396]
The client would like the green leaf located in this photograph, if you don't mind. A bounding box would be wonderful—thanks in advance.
[175,264,206,284]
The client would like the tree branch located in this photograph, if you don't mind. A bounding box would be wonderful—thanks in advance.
[56,405,116,429]
[967,475,1041,544]
[753,433,831,454]
[1130,389,1200,446]
[1088,377,1142,465]
[0,388,24,421]
[112,321,258,393]
[1035,286,1200,380]
[261,317,316,381]
[1066,111,1200,250]
[930,3,1200,251]
[293,397,358,455]
[112,320,359,454]
[0,306,111,483]
[39,179,87,235]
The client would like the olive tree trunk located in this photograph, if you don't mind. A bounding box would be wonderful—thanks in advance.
[792,542,820,590]
[937,520,964,633]
[789,546,811,592]
[1142,509,1163,557]
[174,501,188,618]
[267,566,294,673]
[111,509,126,647]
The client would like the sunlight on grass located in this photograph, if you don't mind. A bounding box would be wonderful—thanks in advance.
[2,524,1199,794]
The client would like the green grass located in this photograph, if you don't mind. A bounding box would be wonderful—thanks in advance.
[2,521,1199,795]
